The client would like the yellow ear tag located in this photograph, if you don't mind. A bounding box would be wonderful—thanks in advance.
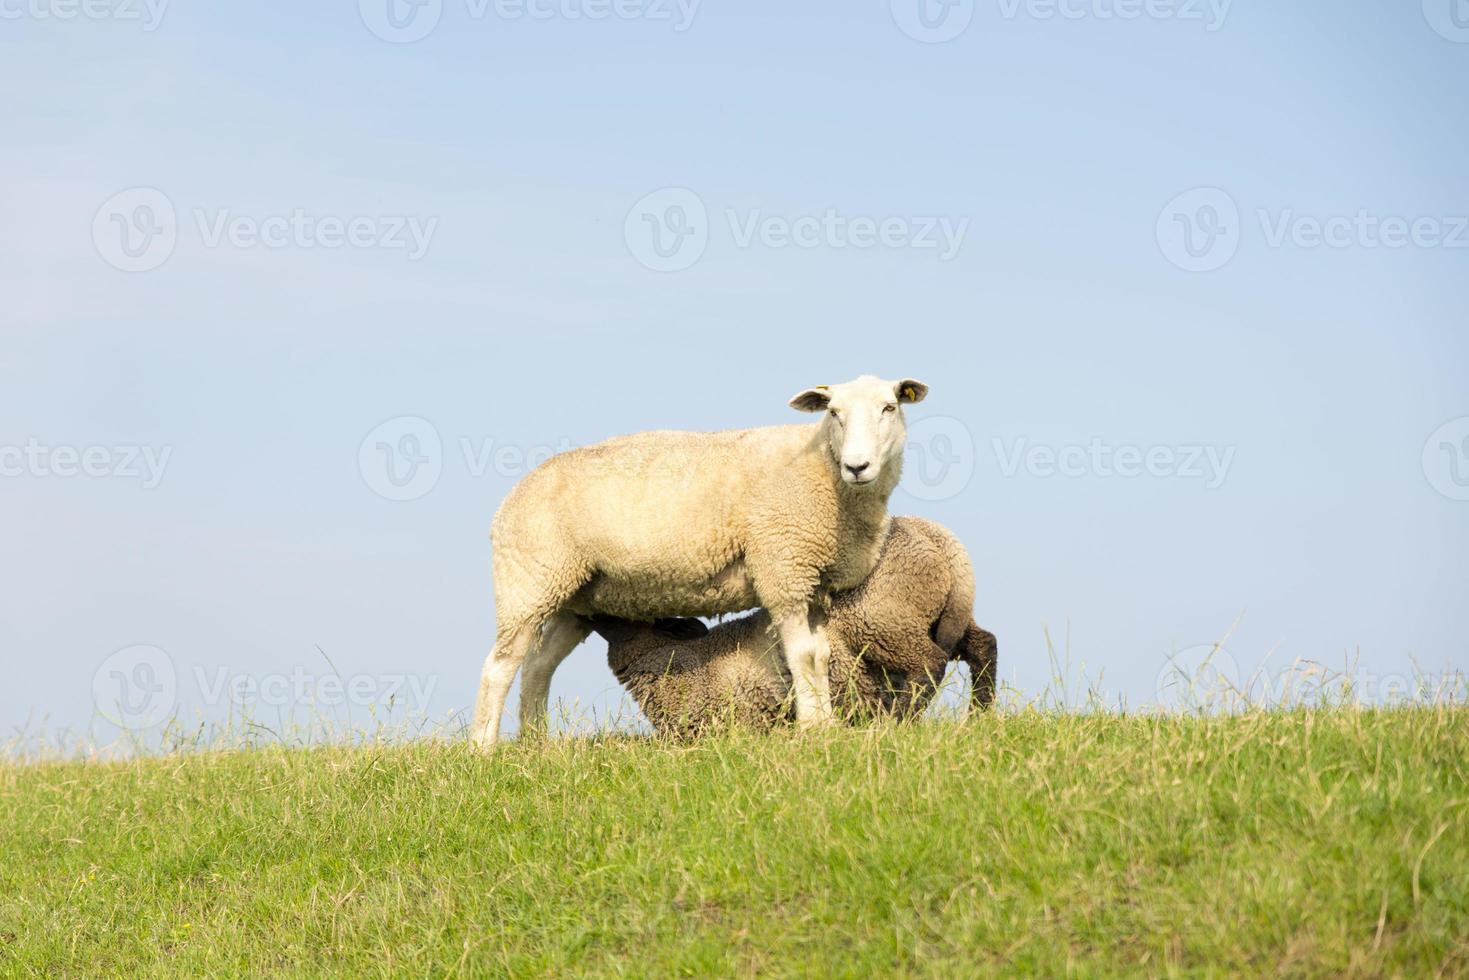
[902,386,915,400]
[815,385,829,391]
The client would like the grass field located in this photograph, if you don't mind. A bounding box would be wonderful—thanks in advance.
[3,708,1467,976]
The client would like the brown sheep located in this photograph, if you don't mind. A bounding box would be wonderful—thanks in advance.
[586,517,997,737]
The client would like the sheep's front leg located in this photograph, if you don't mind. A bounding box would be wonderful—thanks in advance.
[776,608,835,729]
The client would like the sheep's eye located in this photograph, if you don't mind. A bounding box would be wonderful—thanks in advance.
[882,404,897,414]
[828,408,840,419]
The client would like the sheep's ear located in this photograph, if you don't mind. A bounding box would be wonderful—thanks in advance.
[895,379,929,404]
[789,385,832,413]
[587,615,641,643]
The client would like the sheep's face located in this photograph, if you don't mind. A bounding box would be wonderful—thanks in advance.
[790,375,928,487]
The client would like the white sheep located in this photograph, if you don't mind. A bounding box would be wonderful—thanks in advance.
[587,516,997,737]
[470,375,929,748]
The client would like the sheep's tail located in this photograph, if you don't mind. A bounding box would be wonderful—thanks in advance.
[930,524,975,654]
[955,622,998,710]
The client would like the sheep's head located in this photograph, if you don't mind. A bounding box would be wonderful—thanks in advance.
[585,615,709,645]
[789,375,928,488]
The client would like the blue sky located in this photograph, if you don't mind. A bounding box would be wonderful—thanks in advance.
[2,0,1467,746]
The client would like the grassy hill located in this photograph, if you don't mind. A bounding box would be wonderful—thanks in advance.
[3,708,1466,976]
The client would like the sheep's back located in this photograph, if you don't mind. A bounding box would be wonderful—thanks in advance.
[498,424,814,571]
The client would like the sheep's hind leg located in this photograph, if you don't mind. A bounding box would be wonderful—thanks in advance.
[471,624,537,750]
[776,608,836,730]
[517,612,592,736]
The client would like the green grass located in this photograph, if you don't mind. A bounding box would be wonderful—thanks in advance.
[3,709,1467,977]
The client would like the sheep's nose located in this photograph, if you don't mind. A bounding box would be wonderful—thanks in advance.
[845,461,870,477]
